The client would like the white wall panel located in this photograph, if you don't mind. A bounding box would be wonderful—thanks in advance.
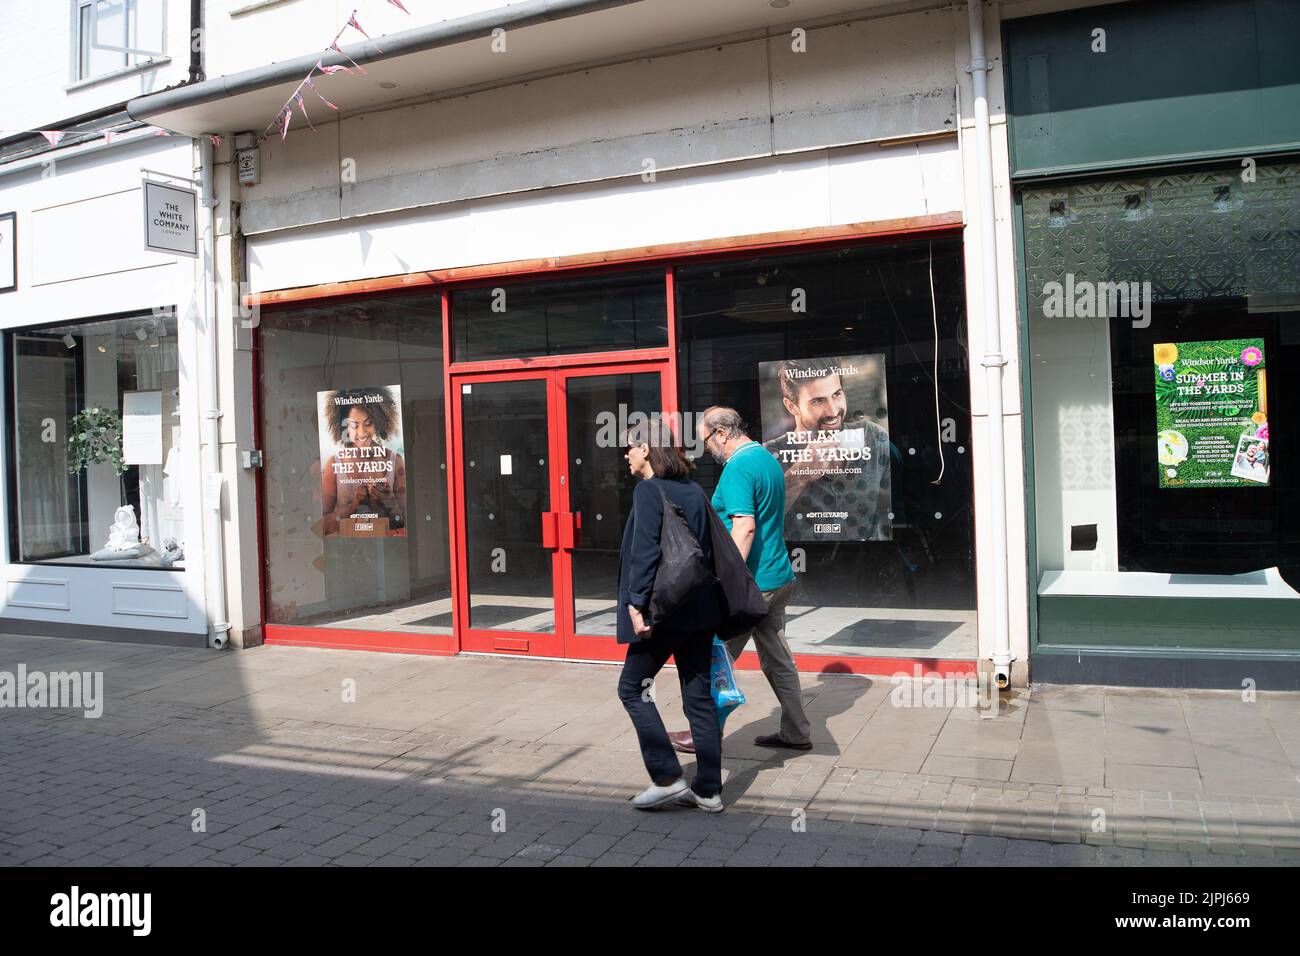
[111,581,190,619]
[240,11,958,233]
[6,578,71,611]
[247,139,962,293]
[2,566,204,632]
[770,9,956,150]
[30,188,160,286]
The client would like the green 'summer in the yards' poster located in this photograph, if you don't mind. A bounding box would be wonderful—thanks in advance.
[1154,339,1270,489]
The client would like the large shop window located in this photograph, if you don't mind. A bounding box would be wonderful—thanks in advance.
[259,295,452,632]
[677,238,976,660]
[452,270,667,362]
[7,313,185,569]
[1024,162,1300,587]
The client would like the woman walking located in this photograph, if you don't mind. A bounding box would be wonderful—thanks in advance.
[616,422,726,813]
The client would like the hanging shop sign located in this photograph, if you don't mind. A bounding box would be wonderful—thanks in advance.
[141,180,198,257]
[759,353,892,541]
[318,385,408,537]
[1154,339,1269,489]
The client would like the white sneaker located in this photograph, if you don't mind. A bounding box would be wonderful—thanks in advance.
[632,779,690,810]
[675,788,725,813]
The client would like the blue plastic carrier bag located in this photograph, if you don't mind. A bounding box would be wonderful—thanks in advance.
[710,636,745,729]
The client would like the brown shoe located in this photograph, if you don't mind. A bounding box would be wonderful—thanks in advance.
[754,733,812,751]
[668,731,695,754]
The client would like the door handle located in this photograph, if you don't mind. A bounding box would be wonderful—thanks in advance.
[541,511,558,549]
[560,511,582,550]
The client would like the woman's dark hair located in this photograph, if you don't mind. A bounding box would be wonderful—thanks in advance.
[323,386,400,443]
[624,417,694,479]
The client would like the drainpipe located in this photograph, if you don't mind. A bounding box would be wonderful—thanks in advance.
[188,0,204,83]
[198,135,230,650]
[966,0,1013,690]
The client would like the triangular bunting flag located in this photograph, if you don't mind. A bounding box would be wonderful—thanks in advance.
[347,14,383,53]
[293,93,316,131]
[316,59,353,76]
[305,75,339,110]
[329,40,367,75]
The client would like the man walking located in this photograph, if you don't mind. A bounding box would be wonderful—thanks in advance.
[669,406,813,753]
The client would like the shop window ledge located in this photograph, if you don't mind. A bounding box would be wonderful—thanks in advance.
[1038,568,1300,601]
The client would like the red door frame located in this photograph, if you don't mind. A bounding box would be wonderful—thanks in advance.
[449,357,671,663]
[256,224,979,677]
[555,360,675,662]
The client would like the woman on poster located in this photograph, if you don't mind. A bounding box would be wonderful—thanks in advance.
[320,386,408,537]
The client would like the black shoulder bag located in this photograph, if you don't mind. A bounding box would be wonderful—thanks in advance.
[705,506,770,639]
[647,486,715,624]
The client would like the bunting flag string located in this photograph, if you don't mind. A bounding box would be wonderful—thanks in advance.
[18,1,412,152]
[328,41,368,76]
[304,75,339,111]
[265,1,412,144]
[347,14,384,54]
[293,93,317,132]
[6,125,151,148]
[6,123,164,152]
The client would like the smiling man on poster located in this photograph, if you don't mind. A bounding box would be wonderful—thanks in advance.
[761,355,892,542]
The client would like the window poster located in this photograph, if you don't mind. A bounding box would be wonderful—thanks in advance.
[759,354,892,541]
[1154,339,1269,489]
[318,386,408,537]
[121,390,163,465]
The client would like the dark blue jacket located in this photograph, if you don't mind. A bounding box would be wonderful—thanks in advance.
[616,476,724,644]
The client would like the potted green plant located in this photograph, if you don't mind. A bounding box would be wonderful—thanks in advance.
[67,405,128,501]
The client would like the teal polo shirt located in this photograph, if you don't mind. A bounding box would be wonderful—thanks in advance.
[711,440,795,592]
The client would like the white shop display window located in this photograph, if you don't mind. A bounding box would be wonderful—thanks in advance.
[7,312,185,570]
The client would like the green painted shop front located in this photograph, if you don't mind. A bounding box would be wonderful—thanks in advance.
[1005,0,1300,687]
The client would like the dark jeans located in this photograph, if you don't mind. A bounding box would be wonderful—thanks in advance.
[617,628,722,799]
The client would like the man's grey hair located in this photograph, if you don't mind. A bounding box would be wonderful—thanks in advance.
[700,406,748,440]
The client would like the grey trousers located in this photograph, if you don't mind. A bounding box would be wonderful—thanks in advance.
[725,580,811,745]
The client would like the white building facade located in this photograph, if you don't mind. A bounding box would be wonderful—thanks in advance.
[0,0,215,646]
[121,0,1034,683]
[7,1,1292,690]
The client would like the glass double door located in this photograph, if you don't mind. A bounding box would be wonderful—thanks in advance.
[452,362,668,660]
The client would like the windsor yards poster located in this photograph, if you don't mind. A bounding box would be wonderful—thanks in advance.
[317,385,408,537]
[1154,339,1269,489]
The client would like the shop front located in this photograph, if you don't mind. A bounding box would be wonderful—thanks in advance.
[254,226,982,674]
[109,0,1027,676]
[0,133,208,646]
[1005,0,1300,687]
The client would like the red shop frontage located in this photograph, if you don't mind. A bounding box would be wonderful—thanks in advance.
[251,218,980,677]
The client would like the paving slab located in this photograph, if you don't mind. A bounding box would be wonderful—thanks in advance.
[3,635,1299,865]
